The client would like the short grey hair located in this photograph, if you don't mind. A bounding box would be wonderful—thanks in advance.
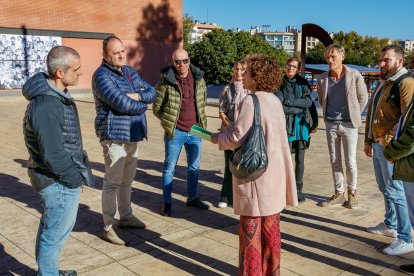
[324,44,345,58]
[47,46,80,77]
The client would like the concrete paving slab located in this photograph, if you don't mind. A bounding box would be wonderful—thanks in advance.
[0,94,410,275]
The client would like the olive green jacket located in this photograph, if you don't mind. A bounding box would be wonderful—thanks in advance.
[153,64,207,139]
[384,98,414,182]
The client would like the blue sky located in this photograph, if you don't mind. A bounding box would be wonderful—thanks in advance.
[183,0,413,40]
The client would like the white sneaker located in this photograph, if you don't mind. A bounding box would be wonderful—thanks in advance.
[366,222,398,238]
[383,239,414,255]
[218,201,227,208]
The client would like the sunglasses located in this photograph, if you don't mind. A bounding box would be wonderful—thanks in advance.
[174,59,189,65]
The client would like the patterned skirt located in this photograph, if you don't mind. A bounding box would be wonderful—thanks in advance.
[239,213,281,276]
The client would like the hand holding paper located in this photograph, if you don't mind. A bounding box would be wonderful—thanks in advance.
[189,125,211,141]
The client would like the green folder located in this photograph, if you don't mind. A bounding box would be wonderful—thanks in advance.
[190,125,211,141]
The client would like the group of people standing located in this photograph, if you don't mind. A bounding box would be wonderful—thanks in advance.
[21,34,414,276]
[215,43,414,275]
[22,36,212,275]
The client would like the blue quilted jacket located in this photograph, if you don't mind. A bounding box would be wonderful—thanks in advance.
[92,61,156,142]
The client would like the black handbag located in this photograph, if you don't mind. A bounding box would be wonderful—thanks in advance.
[229,94,268,181]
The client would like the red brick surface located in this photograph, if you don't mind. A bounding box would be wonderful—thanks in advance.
[0,0,183,87]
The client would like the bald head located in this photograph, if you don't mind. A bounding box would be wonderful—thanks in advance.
[172,48,190,77]
[172,48,189,60]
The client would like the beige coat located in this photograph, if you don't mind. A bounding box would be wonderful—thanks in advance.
[218,92,298,216]
[317,65,368,128]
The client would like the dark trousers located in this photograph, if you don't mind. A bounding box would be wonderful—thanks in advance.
[220,149,233,204]
[290,140,305,191]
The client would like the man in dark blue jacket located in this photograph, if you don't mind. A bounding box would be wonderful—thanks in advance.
[23,46,93,276]
[92,35,155,245]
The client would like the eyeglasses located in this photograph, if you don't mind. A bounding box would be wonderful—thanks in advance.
[286,64,298,69]
[174,59,189,65]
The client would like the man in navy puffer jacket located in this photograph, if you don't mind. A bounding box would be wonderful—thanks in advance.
[92,36,155,245]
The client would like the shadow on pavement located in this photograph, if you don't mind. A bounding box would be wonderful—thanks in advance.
[0,222,37,275]
[8,158,398,274]
[3,166,237,275]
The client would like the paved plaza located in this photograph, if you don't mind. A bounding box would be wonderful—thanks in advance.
[0,92,413,275]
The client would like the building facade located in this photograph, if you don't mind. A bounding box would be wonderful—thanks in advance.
[400,40,414,54]
[190,22,224,44]
[256,26,322,56]
[257,31,296,55]
[0,0,183,90]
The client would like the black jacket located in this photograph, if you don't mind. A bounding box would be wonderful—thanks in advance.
[276,74,317,139]
[23,73,94,191]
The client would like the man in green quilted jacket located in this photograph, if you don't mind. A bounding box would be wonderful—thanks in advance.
[153,48,209,217]
[384,96,414,274]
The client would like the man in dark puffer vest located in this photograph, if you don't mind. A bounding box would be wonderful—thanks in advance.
[23,46,94,276]
[92,36,155,245]
[153,48,208,217]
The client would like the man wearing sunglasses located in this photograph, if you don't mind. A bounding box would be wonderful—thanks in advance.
[153,48,209,217]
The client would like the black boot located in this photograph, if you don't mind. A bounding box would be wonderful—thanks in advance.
[160,202,172,217]
[297,182,306,203]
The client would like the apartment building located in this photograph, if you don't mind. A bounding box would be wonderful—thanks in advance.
[255,26,322,56]
[190,22,224,43]
[400,40,414,53]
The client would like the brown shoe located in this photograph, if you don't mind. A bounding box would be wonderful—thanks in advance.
[319,193,345,207]
[102,227,125,246]
[118,215,146,229]
[344,190,358,209]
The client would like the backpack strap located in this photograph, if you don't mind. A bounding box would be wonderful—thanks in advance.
[390,72,413,107]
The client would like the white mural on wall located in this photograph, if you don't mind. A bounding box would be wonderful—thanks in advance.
[0,34,61,89]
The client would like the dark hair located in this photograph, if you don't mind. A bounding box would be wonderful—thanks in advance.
[247,54,281,92]
[103,35,122,53]
[286,56,301,68]
[381,45,404,60]
[47,46,80,77]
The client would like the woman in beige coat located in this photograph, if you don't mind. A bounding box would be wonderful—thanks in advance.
[212,55,298,275]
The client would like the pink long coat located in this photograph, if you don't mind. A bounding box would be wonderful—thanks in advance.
[218,91,298,216]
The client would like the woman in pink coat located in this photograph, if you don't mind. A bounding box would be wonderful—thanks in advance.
[212,55,298,275]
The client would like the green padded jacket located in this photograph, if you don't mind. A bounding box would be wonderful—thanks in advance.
[153,64,207,139]
[383,99,414,182]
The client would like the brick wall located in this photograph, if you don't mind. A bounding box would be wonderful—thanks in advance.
[0,0,183,88]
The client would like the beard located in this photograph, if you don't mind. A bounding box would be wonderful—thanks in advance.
[380,65,399,80]
[379,68,388,80]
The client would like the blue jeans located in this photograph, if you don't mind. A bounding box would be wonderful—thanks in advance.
[403,182,414,229]
[36,183,81,275]
[372,143,411,243]
[162,129,202,203]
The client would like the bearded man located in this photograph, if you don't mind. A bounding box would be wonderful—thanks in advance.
[364,45,414,256]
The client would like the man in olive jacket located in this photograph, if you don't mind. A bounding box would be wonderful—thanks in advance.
[153,48,208,216]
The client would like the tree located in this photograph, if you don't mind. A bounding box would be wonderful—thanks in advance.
[183,13,194,50]
[188,29,289,85]
[305,43,325,64]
